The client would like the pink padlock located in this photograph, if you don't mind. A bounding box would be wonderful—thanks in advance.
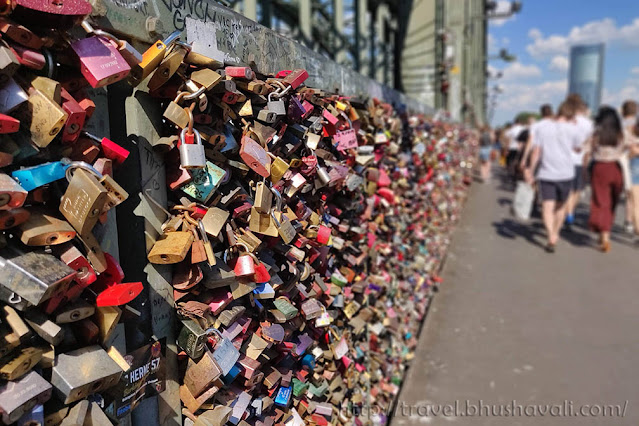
[282,69,308,89]
[71,36,130,88]
[225,66,254,80]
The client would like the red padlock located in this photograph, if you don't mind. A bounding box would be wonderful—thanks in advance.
[93,252,124,291]
[7,42,45,69]
[313,225,330,245]
[233,247,256,278]
[282,69,308,89]
[0,114,19,133]
[96,282,143,307]
[239,135,271,178]
[0,208,29,230]
[60,88,86,143]
[225,66,254,80]
[222,90,239,104]
[82,132,129,165]
[254,261,270,284]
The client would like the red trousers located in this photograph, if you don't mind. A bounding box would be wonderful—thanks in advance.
[589,161,623,232]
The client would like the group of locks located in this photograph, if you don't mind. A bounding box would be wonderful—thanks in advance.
[0,1,477,424]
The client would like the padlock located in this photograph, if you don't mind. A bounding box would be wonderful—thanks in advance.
[269,154,289,184]
[177,319,207,360]
[55,298,94,323]
[233,244,256,278]
[239,135,271,178]
[82,23,142,67]
[0,173,26,210]
[208,328,240,376]
[23,309,64,345]
[253,180,272,214]
[18,88,67,147]
[7,43,45,69]
[0,252,75,306]
[0,113,19,133]
[0,346,42,380]
[148,41,190,92]
[248,207,278,237]
[0,18,42,50]
[0,44,19,85]
[179,127,206,169]
[82,131,130,166]
[201,206,229,239]
[282,69,309,89]
[0,208,29,230]
[11,160,69,191]
[95,281,143,307]
[225,66,254,80]
[270,188,296,244]
[164,92,191,129]
[71,34,131,88]
[0,77,28,113]
[18,211,76,246]
[59,166,108,236]
[267,92,286,116]
[257,108,278,124]
[180,161,226,203]
[60,88,86,143]
[148,231,194,264]
[130,30,181,85]
[191,68,222,91]
[183,349,222,397]
[0,371,51,425]
[50,345,123,404]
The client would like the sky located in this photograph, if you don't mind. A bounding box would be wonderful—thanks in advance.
[488,0,639,125]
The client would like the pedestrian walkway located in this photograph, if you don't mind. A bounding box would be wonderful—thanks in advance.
[392,171,639,425]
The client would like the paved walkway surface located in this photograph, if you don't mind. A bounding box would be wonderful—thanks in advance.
[392,170,639,426]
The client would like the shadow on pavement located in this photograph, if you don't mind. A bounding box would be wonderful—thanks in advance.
[492,218,546,249]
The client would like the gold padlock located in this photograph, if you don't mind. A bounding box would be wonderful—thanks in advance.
[253,181,272,214]
[0,346,42,380]
[18,211,76,246]
[147,43,190,92]
[238,100,253,117]
[60,167,108,236]
[201,207,229,238]
[248,207,278,237]
[77,231,108,274]
[268,154,289,184]
[98,174,128,212]
[148,231,194,264]
[163,92,190,129]
[29,76,61,104]
[129,30,181,86]
[17,88,67,148]
[190,68,222,91]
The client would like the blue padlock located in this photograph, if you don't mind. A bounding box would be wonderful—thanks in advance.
[12,160,70,191]
[301,353,315,370]
[222,123,239,153]
[274,386,292,407]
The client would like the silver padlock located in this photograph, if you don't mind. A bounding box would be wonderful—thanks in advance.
[267,92,286,116]
[257,108,278,124]
[179,127,206,169]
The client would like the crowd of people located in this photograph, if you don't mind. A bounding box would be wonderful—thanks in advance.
[478,94,639,253]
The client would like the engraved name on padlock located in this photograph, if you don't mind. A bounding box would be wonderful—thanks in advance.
[60,168,108,236]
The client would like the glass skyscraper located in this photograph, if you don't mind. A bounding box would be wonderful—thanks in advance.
[568,44,605,112]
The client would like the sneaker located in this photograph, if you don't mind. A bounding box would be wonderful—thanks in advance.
[565,214,575,225]
[625,221,634,234]
[545,243,556,253]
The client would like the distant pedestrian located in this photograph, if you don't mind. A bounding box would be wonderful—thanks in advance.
[583,106,626,253]
[527,103,581,252]
[505,118,525,181]
[624,115,639,239]
[478,125,493,182]
[564,95,593,228]
[620,100,638,234]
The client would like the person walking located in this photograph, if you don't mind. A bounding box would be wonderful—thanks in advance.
[583,106,626,253]
[505,118,525,182]
[620,100,638,234]
[624,116,639,239]
[527,103,581,252]
[478,125,493,182]
[564,95,593,228]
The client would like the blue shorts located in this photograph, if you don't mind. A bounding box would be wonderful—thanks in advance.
[631,157,639,186]
[479,146,492,161]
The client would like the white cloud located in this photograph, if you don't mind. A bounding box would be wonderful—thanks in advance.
[528,28,542,40]
[527,18,639,59]
[549,55,569,73]
[500,62,542,81]
[631,67,639,75]
[492,80,567,124]
[489,1,517,27]
[602,86,639,107]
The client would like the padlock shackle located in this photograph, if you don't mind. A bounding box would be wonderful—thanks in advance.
[180,127,202,146]
[162,30,182,47]
[269,188,283,212]
[172,40,193,53]
[65,161,103,182]
[183,84,206,101]
[92,29,123,48]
